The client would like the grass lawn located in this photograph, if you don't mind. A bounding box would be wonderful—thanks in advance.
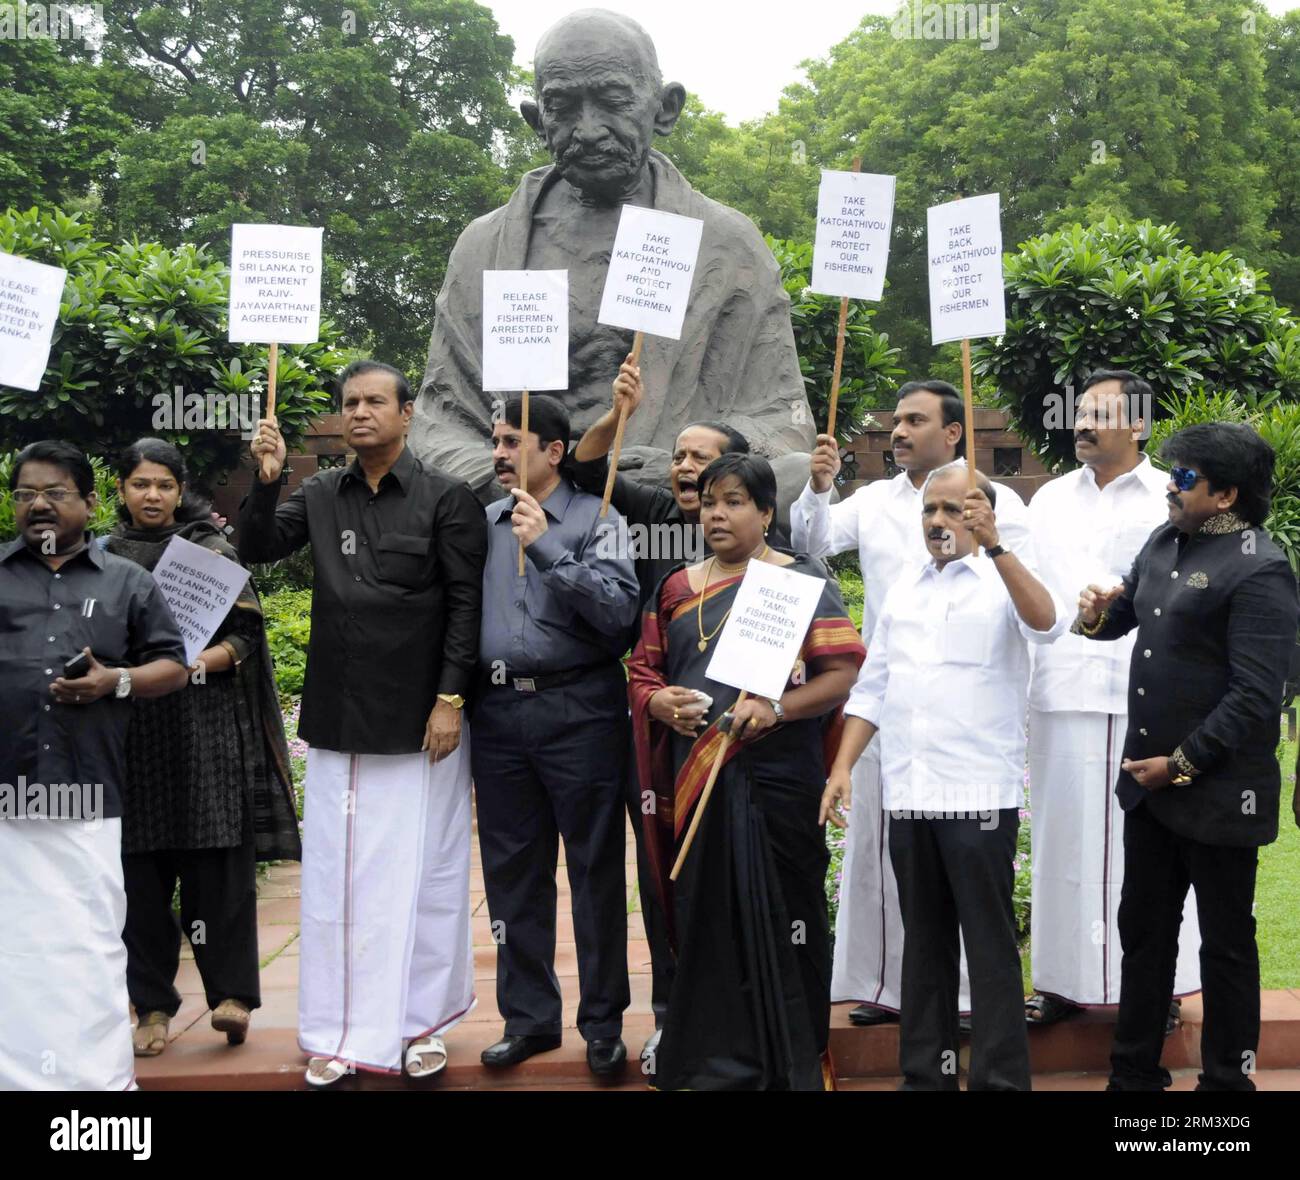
[1258,739,1299,989]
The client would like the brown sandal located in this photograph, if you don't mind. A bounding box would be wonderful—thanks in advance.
[211,999,251,1045]
[132,1011,170,1056]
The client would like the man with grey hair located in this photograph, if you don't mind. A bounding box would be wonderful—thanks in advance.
[411,8,814,510]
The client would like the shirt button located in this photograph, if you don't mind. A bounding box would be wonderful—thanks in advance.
[515,600,524,609]
[53,603,61,610]
[354,575,362,582]
[1137,687,1145,696]
[1171,571,1179,579]
[1139,728,1148,736]
[42,743,50,750]
[1144,649,1151,657]
[44,704,50,712]
[48,636,55,642]
[1154,608,1161,616]
[53,573,60,579]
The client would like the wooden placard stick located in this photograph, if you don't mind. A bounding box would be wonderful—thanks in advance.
[960,338,977,492]
[599,330,645,517]
[825,157,862,440]
[670,688,748,881]
[518,388,530,576]
[260,341,279,483]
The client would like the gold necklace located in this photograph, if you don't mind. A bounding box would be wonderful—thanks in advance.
[695,544,769,651]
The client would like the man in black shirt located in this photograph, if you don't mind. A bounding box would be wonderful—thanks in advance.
[569,355,751,1063]
[0,440,188,1090]
[241,360,487,1086]
[1076,422,1299,1092]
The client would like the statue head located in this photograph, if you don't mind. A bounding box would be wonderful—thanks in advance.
[521,9,686,202]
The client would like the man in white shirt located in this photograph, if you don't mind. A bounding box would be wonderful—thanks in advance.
[1025,371,1200,1025]
[821,464,1067,1090]
[791,379,1029,1025]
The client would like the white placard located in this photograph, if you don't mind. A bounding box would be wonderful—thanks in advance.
[705,560,826,701]
[481,270,569,391]
[227,223,324,344]
[0,251,67,391]
[811,170,895,300]
[597,205,704,340]
[927,193,1006,345]
[151,535,252,665]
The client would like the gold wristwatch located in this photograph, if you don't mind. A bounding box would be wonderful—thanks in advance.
[437,693,465,710]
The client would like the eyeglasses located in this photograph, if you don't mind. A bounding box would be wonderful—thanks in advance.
[1169,466,1202,493]
[10,488,81,504]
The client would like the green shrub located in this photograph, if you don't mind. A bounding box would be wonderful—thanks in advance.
[261,588,312,701]
[976,217,1300,469]
[768,236,904,440]
[0,206,351,487]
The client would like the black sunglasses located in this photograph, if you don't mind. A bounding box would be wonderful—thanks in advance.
[1169,466,1202,492]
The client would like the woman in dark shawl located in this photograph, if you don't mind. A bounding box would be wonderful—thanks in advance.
[626,453,864,1090]
[105,438,300,1056]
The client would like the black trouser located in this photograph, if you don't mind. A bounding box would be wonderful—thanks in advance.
[889,808,1028,1091]
[1109,803,1261,1092]
[626,749,674,1027]
[122,842,261,1017]
[471,665,630,1041]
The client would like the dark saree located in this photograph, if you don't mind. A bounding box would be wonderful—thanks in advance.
[627,555,864,1090]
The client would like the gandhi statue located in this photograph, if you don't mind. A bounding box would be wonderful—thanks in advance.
[410,8,815,507]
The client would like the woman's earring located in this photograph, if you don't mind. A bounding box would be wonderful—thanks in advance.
[177,496,183,508]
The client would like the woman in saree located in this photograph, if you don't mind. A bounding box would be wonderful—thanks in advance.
[106,438,301,1056]
[627,452,865,1090]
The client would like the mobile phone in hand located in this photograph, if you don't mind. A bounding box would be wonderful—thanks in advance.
[62,650,91,679]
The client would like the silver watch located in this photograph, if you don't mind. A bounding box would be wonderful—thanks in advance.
[771,698,785,723]
[114,667,132,699]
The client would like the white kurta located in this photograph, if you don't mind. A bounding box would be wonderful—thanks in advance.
[1027,458,1201,1004]
[793,465,1029,1007]
[0,817,135,1091]
[299,735,475,1073]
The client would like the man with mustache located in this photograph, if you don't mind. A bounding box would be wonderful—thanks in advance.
[1024,371,1200,1029]
[791,379,1029,1028]
[0,441,188,1090]
[242,361,486,1086]
[1076,422,1298,1092]
[821,464,1067,1090]
[411,8,814,509]
[474,394,639,1075]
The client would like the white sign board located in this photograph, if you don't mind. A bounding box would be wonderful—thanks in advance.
[811,170,895,300]
[597,205,704,340]
[227,223,324,344]
[151,535,252,665]
[481,269,569,392]
[705,560,826,701]
[0,251,66,391]
[927,193,1006,345]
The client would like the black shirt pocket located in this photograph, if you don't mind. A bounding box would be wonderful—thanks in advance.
[376,532,432,589]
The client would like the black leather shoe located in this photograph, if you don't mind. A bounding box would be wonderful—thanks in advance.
[848,1004,898,1026]
[480,1033,561,1068]
[587,1037,627,1076]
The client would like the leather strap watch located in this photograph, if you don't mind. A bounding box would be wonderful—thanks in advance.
[984,544,1008,559]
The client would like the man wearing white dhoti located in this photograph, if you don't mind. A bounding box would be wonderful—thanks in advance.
[241,361,487,1086]
[791,380,1029,1024]
[0,441,188,1091]
[1025,371,1200,1025]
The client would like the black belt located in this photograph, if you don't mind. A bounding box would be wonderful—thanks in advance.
[483,662,617,694]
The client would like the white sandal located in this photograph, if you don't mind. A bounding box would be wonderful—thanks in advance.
[305,1056,350,1087]
[405,1035,448,1079]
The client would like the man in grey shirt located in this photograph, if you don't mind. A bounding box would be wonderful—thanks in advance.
[473,394,639,1077]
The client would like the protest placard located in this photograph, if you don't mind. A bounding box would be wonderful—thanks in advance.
[227,223,324,345]
[151,535,252,665]
[0,251,67,392]
[811,169,895,301]
[927,192,1005,345]
[597,204,703,341]
[481,270,569,392]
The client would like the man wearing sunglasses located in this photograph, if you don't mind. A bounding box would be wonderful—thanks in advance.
[1075,421,1299,1092]
[1024,372,1201,1030]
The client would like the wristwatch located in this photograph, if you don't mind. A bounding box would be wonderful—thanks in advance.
[770,699,786,724]
[115,668,132,699]
[437,693,465,710]
[984,544,1008,559]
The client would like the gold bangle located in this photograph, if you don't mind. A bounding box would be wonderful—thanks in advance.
[1074,608,1109,637]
